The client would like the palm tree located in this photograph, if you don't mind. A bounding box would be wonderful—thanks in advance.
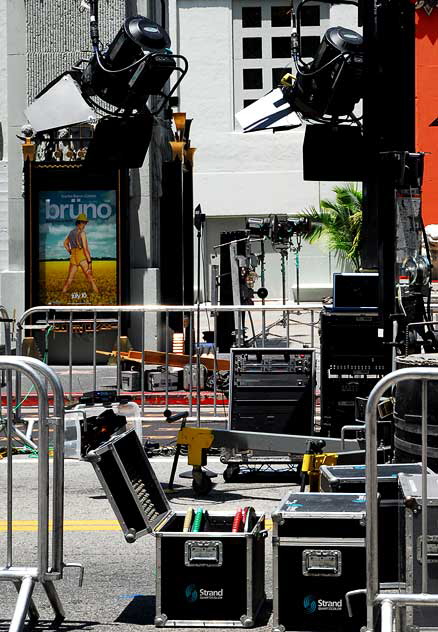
[298,183,363,272]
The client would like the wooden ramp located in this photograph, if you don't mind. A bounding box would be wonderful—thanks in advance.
[97,349,230,371]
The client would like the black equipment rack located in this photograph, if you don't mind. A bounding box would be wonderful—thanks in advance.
[221,348,316,481]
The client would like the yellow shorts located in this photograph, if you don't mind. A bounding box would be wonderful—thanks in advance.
[70,248,87,266]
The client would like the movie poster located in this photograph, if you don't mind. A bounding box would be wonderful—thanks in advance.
[38,190,118,305]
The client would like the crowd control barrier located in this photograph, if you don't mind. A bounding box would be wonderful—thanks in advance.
[365,367,438,632]
[0,356,82,632]
[15,304,321,421]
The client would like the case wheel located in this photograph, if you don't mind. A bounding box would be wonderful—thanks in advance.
[223,464,240,482]
[154,614,168,627]
[240,615,254,628]
[192,470,213,495]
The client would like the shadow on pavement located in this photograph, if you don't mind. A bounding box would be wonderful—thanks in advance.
[114,596,272,628]
[0,621,100,631]
[115,595,155,625]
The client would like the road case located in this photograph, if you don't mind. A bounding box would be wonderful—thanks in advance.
[272,492,366,632]
[320,463,432,585]
[87,429,266,628]
[228,348,315,436]
[320,463,430,496]
[399,473,438,630]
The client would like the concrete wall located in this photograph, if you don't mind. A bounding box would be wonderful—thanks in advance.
[0,3,8,284]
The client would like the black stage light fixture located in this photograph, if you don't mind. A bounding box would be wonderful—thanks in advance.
[246,215,315,245]
[81,16,178,111]
[24,2,188,168]
[285,26,363,122]
[271,216,313,246]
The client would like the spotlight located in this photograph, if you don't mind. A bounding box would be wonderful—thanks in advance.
[286,26,363,121]
[81,16,181,111]
[246,215,315,245]
[235,2,363,137]
[271,216,313,246]
[24,1,188,169]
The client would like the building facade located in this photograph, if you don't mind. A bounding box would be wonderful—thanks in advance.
[0,0,360,334]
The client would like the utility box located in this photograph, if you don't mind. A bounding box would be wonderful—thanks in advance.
[183,363,207,390]
[148,370,179,392]
[320,463,432,585]
[121,369,140,392]
[88,429,266,627]
[399,473,438,630]
[272,492,366,632]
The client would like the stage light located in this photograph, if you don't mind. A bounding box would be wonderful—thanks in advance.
[236,1,363,135]
[285,26,363,122]
[81,16,183,111]
[246,215,315,245]
[24,2,188,168]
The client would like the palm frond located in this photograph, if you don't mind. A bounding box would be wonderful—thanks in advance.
[297,183,363,271]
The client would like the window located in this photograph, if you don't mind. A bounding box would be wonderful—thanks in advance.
[272,36,290,58]
[243,68,263,89]
[271,6,291,27]
[243,37,263,58]
[272,67,287,87]
[233,1,330,117]
[242,6,261,27]
[301,5,320,26]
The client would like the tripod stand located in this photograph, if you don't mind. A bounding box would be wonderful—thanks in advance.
[247,235,305,346]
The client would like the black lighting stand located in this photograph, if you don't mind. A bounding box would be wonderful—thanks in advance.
[179,204,217,488]
[291,233,303,306]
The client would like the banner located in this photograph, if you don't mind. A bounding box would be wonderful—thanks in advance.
[38,189,118,305]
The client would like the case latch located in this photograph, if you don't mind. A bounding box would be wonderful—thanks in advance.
[302,549,342,577]
[417,535,438,563]
[184,540,223,567]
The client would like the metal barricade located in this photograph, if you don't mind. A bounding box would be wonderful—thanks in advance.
[0,307,33,450]
[365,367,438,632]
[15,304,322,421]
[0,356,82,632]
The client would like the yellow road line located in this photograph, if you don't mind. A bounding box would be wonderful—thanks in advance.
[0,520,119,525]
[0,519,122,532]
[0,519,273,532]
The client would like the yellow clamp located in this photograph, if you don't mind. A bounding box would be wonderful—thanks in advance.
[177,427,215,467]
[280,73,295,87]
[302,452,338,492]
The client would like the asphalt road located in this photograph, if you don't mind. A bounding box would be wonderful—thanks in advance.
[0,452,300,631]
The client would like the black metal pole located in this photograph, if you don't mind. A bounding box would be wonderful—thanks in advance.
[361,0,416,368]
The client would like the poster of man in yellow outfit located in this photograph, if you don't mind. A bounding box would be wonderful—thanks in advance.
[38,190,118,305]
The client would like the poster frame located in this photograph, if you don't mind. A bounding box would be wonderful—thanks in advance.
[24,161,129,310]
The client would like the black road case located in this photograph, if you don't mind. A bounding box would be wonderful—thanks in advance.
[320,463,430,496]
[272,492,366,632]
[228,348,315,436]
[88,429,266,627]
[320,463,432,585]
[399,473,438,630]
